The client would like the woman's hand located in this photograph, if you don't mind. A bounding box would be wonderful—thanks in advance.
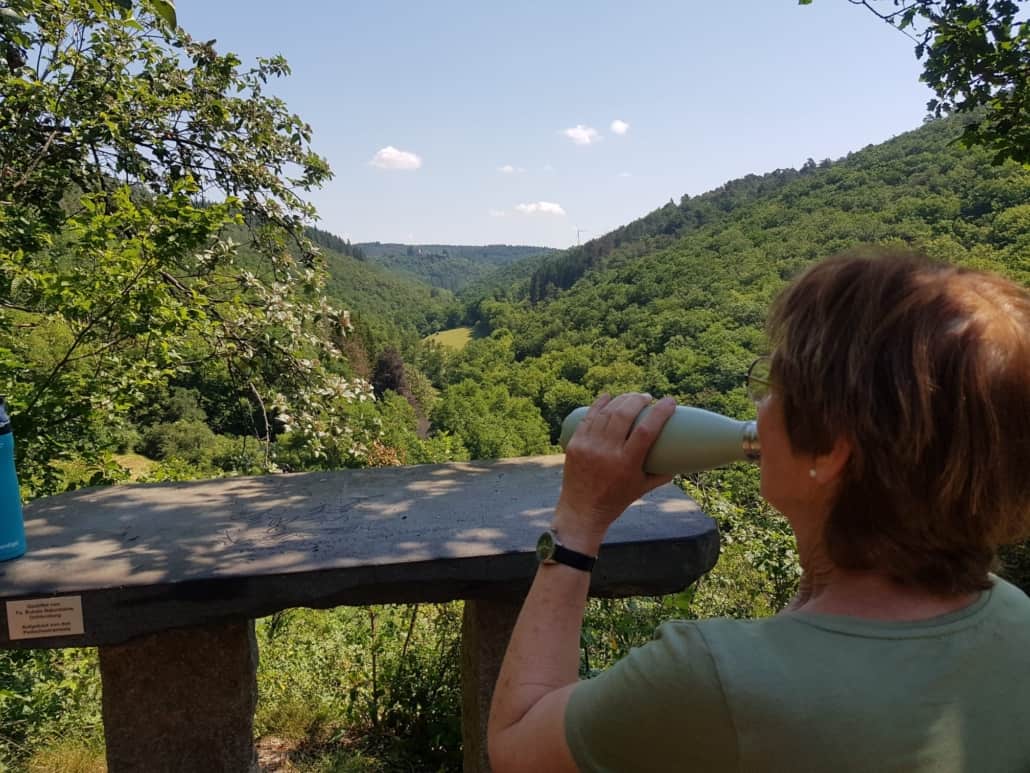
[553,392,676,552]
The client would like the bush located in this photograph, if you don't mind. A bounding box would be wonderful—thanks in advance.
[140,420,217,466]
[409,432,469,464]
[404,366,438,417]
[98,419,142,454]
[430,381,552,460]
[1000,541,1030,594]
[136,457,212,483]
[0,649,103,767]
[256,604,463,770]
[210,435,268,475]
[271,398,386,472]
[375,392,469,465]
[165,387,207,423]
[683,465,800,613]
[53,453,132,493]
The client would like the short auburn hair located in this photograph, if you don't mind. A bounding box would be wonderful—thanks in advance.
[767,249,1030,595]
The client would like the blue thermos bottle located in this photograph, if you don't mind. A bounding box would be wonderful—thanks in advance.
[0,397,26,561]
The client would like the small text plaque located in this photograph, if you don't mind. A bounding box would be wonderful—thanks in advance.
[7,596,85,640]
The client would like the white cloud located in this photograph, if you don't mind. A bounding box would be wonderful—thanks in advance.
[370,146,422,170]
[562,125,601,145]
[542,163,554,172]
[488,209,507,217]
[610,119,630,136]
[617,171,632,178]
[498,164,525,174]
[516,201,566,216]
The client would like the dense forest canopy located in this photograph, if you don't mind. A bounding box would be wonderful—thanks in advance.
[355,242,556,293]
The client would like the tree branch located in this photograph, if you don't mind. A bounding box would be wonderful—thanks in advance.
[25,257,156,414]
[848,0,922,43]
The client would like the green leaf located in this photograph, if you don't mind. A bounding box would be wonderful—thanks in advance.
[147,0,177,27]
[0,7,27,24]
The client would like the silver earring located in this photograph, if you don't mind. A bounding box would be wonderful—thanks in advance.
[809,468,817,479]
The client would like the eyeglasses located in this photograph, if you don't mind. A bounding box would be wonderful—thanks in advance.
[746,356,772,404]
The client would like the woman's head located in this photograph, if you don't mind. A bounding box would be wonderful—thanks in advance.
[765,249,1030,594]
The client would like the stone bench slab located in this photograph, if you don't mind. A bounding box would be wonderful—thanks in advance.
[0,456,718,649]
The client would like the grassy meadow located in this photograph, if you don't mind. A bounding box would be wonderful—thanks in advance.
[423,327,476,351]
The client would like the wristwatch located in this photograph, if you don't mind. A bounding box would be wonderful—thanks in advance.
[535,529,597,572]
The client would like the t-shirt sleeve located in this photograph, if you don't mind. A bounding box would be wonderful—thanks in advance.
[564,619,738,773]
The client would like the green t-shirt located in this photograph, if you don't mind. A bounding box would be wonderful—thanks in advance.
[566,577,1030,772]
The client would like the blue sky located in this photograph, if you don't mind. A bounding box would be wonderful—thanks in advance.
[177,1,934,248]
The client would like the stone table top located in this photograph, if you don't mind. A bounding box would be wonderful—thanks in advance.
[0,455,719,648]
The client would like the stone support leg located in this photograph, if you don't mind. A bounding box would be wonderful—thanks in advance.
[461,598,522,773]
[99,620,258,773]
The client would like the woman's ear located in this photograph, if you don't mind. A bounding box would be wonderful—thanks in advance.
[813,434,852,485]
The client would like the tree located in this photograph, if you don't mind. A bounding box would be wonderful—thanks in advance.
[371,348,408,399]
[0,1,371,493]
[430,381,551,460]
[801,0,1030,164]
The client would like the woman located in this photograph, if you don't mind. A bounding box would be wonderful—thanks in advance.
[487,251,1030,772]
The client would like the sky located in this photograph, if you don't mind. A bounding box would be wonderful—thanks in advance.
[177,1,935,249]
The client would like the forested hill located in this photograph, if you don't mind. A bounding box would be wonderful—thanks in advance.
[318,245,461,355]
[307,225,368,261]
[231,226,460,351]
[471,117,1028,310]
[355,242,556,292]
[473,168,814,304]
[452,115,1028,428]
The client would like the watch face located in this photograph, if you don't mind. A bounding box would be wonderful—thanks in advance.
[536,530,557,562]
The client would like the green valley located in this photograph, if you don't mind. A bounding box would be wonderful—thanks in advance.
[2,1,1029,769]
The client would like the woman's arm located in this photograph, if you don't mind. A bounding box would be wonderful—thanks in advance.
[487,393,675,773]
[486,532,595,773]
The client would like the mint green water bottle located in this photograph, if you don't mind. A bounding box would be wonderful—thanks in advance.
[0,397,26,561]
[559,404,760,475]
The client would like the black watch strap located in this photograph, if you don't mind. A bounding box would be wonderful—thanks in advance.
[537,529,597,572]
[552,542,597,572]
